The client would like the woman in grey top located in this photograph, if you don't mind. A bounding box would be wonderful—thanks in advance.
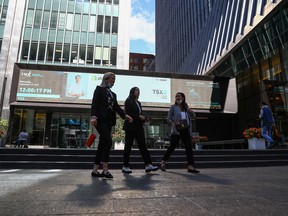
[160,92,199,173]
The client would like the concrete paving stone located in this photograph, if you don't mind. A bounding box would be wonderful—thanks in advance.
[113,196,209,214]
[207,204,287,216]
[0,167,288,215]
[14,200,115,215]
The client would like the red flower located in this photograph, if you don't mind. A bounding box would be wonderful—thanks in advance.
[243,128,262,139]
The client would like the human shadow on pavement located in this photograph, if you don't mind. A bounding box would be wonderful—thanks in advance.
[164,170,233,185]
[120,172,161,191]
[65,176,113,208]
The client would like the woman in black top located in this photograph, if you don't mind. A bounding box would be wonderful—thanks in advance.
[90,72,132,178]
[122,87,158,173]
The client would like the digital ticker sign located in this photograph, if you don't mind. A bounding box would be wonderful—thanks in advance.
[16,69,222,110]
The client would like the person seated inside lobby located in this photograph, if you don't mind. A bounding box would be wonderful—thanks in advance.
[17,129,29,148]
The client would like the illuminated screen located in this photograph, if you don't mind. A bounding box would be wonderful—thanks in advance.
[16,69,222,109]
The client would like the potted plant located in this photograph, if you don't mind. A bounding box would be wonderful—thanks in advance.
[0,119,8,147]
[243,127,265,149]
[112,116,125,149]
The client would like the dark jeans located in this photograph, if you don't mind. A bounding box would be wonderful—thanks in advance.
[162,128,195,166]
[94,121,112,164]
[17,140,27,148]
[261,123,274,144]
[123,128,152,167]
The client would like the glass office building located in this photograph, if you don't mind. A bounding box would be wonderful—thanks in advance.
[19,0,122,67]
[0,0,131,147]
[156,0,288,144]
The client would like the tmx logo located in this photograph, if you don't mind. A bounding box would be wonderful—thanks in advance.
[153,89,166,95]
[21,71,31,77]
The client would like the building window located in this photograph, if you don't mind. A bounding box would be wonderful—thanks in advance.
[29,43,37,61]
[26,9,34,27]
[50,12,58,29]
[104,16,111,33]
[106,4,112,16]
[71,45,78,63]
[34,10,42,28]
[42,11,50,28]
[46,43,54,61]
[112,17,118,33]
[79,45,86,64]
[38,43,46,61]
[97,15,103,32]
[74,14,81,31]
[87,46,93,64]
[54,44,62,62]
[95,46,101,64]
[21,42,29,60]
[58,13,66,29]
[103,47,110,65]
[89,15,96,32]
[111,48,117,66]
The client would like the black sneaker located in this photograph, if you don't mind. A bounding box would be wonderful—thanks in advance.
[188,169,200,174]
[91,171,104,177]
[102,171,113,179]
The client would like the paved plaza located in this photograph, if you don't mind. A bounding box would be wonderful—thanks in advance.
[0,166,288,215]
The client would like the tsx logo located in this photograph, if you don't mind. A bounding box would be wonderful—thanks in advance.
[152,89,166,95]
[21,71,31,77]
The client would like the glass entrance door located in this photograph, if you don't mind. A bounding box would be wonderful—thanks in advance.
[50,113,90,148]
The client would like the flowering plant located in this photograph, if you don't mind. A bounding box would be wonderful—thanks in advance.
[243,127,262,139]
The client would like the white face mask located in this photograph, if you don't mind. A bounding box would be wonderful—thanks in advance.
[176,99,182,104]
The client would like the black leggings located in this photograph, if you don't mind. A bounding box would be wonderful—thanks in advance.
[162,129,195,166]
[123,128,152,167]
[94,122,112,164]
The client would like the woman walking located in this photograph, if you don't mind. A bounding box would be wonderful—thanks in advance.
[160,92,199,173]
[122,87,158,173]
[90,72,132,178]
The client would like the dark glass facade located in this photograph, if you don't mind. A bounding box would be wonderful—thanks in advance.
[211,5,288,144]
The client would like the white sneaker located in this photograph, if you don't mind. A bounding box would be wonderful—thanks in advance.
[145,164,159,173]
[122,166,132,174]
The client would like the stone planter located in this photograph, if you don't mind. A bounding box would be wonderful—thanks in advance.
[114,141,125,150]
[248,138,265,150]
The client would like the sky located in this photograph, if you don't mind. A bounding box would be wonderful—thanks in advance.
[129,0,155,55]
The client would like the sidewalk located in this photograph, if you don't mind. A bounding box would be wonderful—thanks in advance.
[0,166,288,215]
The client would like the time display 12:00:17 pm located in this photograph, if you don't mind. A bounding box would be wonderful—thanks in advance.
[19,87,52,94]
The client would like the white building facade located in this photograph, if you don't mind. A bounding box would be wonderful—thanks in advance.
[0,0,131,120]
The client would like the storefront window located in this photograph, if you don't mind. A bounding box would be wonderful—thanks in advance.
[50,113,91,148]
[12,109,46,146]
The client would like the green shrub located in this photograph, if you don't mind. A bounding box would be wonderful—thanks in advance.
[0,119,8,138]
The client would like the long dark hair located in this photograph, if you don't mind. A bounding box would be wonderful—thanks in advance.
[174,92,188,111]
[128,87,139,100]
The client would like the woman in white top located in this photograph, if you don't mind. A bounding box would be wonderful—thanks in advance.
[160,92,199,173]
